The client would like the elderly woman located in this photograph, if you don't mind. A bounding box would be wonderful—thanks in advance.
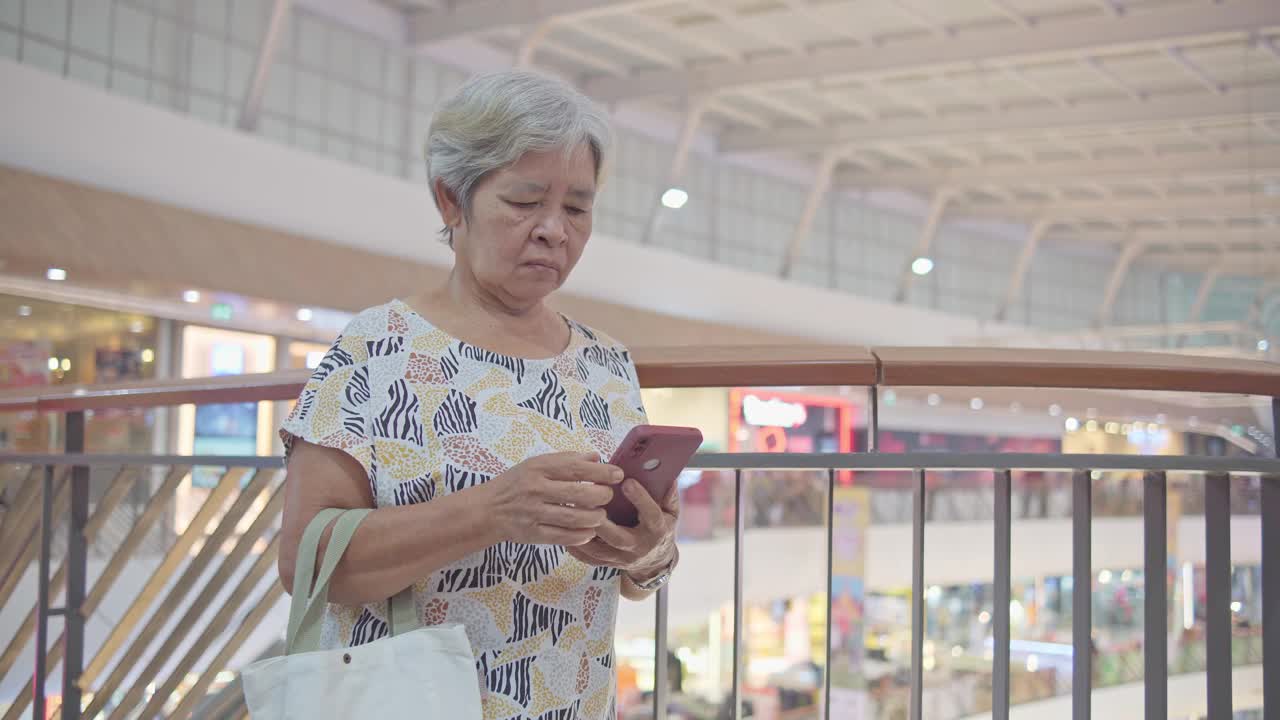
[277,71,679,719]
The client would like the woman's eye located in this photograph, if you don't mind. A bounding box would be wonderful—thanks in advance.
[508,200,539,209]
[566,207,589,216]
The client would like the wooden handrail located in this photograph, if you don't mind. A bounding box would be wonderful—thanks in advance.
[0,347,1275,414]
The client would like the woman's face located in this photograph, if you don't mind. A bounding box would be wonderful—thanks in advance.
[442,144,596,309]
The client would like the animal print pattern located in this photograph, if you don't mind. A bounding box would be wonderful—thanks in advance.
[281,299,648,720]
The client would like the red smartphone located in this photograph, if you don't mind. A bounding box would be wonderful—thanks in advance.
[604,424,703,527]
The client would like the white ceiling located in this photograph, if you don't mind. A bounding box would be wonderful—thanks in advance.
[357,0,1280,277]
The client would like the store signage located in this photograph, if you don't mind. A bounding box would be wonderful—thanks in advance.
[742,394,808,428]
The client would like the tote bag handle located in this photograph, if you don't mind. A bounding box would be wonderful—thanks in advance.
[286,508,419,654]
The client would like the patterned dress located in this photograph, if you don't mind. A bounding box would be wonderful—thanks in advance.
[280,299,648,720]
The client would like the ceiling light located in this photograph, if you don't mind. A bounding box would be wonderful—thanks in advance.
[1009,401,1022,413]
[17,305,31,317]
[1105,422,1120,434]
[1188,416,1198,428]
[47,357,59,371]
[661,187,688,209]
[1048,404,1062,417]
[927,393,941,406]
[1231,601,1243,613]
[970,397,984,410]
[141,348,155,363]
[60,358,71,372]
[46,268,66,281]
[911,256,935,276]
[1086,420,1099,432]
[1065,417,1080,431]
[183,290,201,304]
[296,308,314,322]
[1259,339,1271,352]
[129,320,146,334]
[1098,569,1113,584]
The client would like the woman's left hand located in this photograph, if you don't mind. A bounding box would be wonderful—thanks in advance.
[566,478,678,578]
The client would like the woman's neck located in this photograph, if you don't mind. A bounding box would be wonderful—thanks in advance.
[409,268,567,357]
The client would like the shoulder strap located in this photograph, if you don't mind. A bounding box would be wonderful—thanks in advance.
[286,508,369,654]
[285,508,423,654]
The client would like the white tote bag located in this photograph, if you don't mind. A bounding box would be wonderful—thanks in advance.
[242,508,483,719]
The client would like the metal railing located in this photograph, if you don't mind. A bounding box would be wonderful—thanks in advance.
[0,345,1276,720]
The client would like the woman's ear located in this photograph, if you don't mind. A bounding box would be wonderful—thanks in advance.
[433,178,463,231]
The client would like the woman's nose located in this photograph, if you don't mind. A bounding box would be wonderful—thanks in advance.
[534,212,568,246]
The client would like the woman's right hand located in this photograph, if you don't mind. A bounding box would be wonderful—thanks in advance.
[480,452,622,546]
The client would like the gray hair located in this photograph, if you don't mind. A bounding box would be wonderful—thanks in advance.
[425,70,613,246]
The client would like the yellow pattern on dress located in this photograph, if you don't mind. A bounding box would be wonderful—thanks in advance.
[309,365,354,438]
[377,439,432,482]
[410,328,454,355]
[581,681,612,719]
[527,666,560,718]
[482,691,523,720]
[522,557,588,607]
[471,581,518,638]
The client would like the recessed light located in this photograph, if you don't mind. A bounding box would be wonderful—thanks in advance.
[46,268,67,281]
[969,397,984,410]
[1048,404,1062,417]
[183,290,201,303]
[129,320,146,334]
[296,308,314,322]
[661,187,689,209]
[911,257,935,276]
[47,357,59,371]
[17,305,32,317]
[927,393,941,406]
[1065,417,1080,431]
[141,348,155,363]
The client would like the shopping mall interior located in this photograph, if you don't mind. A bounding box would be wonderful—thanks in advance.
[0,0,1277,719]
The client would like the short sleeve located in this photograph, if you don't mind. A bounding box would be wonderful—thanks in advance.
[280,331,374,482]
[622,350,649,426]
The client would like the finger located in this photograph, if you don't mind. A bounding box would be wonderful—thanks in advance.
[593,519,640,552]
[568,460,622,486]
[567,543,630,569]
[536,503,607,531]
[539,478,615,508]
[576,538,633,565]
[661,482,681,513]
[535,525,597,547]
[622,478,665,528]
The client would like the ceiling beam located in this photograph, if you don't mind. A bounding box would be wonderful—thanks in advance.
[407,0,649,44]
[1055,227,1278,248]
[955,194,1280,221]
[835,146,1280,190]
[583,0,1280,101]
[719,89,1280,153]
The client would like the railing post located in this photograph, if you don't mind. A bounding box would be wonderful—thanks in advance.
[1143,471,1167,720]
[1204,472,1231,718]
[732,469,745,720]
[33,465,54,720]
[824,468,835,720]
[993,470,1012,720]
[910,469,926,720]
[1072,470,1092,720]
[1265,393,1279,720]
[654,586,669,720]
[63,410,89,720]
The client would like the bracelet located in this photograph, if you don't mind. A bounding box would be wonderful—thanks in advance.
[625,546,678,592]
